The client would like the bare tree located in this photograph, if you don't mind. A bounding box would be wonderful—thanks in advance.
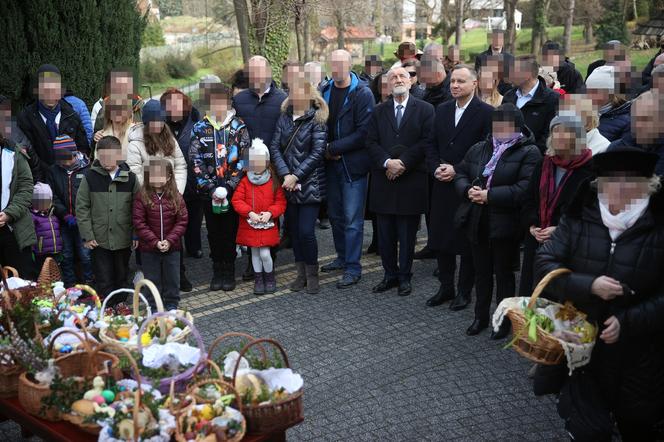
[233,0,251,63]
[455,0,464,45]
[562,0,576,54]
[436,0,454,44]
[505,0,519,53]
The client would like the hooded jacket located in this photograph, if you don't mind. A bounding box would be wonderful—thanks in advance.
[556,59,585,94]
[31,209,62,256]
[232,176,287,248]
[321,71,375,179]
[132,191,188,253]
[46,152,90,219]
[269,95,328,205]
[0,145,36,250]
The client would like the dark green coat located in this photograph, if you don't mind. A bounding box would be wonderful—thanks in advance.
[76,161,139,250]
[1,145,36,250]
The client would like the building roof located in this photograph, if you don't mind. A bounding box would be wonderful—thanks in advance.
[633,12,664,37]
[320,26,376,42]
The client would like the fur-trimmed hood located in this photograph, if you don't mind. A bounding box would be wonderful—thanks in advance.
[280,93,329,125]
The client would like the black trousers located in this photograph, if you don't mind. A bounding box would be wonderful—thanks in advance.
[376,214,420,282]
[472,238,520,322]
[203,202,239,264]
[0,226,35,279]
[91,247,132,301]
[436,251,474,296]
[519,234,539,297]
[184,197,204,254]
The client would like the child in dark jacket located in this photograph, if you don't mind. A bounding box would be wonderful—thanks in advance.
[30,182,62,271]
[46,135,93,286]
[133,158,188,309]
[76,136,139,303]
[231,139,286,295]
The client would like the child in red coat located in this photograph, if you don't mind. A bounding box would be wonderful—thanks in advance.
[232,139,286,295]
[133,158,188,309]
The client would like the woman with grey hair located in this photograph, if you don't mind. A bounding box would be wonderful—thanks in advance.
[561,94,610,155]
[519,112,594,297]
[535,147,664,441]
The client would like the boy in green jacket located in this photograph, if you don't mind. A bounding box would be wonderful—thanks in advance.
[76,136,139,302]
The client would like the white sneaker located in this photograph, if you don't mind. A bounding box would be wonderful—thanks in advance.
[133,270,144,286]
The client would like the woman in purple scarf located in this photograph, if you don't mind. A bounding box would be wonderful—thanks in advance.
[454,103,541,337]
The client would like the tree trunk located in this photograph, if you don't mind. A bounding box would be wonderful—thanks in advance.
[505,0,518,53]
[233,0,251,63]
[374,0,383,36]
[563,0,575,55]
[294,1,304,61]
[531,0,547,53]
[334,9,345,49]
[439,0,452,44]
[583,20,594,44]
[455,0,463,45]
[304,11,311,61]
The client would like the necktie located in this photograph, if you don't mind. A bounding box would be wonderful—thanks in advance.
[396,104,404,128]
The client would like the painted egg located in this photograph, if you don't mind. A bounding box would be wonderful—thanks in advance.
[102,390,115,403]
[119,337,128,342]
[93,395,106,405]
[61,344,72,353]
[140,333,152,346]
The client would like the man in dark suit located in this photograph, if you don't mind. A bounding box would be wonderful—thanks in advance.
[425,65,493,310]
[366,66,435,296]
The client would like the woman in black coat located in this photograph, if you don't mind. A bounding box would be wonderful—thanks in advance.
[269,77,328,294]
[535,148,664,441]
[519,112,594,297]
[454,103,541,337]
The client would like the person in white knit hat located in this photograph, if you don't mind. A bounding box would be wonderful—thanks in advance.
[585,65,632,142]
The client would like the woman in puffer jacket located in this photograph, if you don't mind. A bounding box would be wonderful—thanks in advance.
[269,72,328,295]
[535,147,664,441]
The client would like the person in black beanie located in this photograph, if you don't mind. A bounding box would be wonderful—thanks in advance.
[17,64,89,179]
[454,103,541,336]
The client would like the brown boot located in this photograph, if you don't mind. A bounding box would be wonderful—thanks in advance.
[290,262,306,292]
[305,264,319,294]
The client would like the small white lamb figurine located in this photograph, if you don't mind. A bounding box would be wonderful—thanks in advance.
[83,376,105,400]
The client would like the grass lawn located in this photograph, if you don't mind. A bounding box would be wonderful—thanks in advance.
[142,67,214,98]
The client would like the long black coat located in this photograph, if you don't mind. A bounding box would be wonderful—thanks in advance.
[269,97,328,205]
[426,96,493,251]
[366,96,434,216]
[501,77,559,153]
[535,182,664,427]
[454,128,541,242]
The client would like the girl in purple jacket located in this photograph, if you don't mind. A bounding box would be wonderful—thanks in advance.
[31,182,62,271]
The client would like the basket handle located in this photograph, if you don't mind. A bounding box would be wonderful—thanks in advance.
[136,310,205,356]
[185,377,244,414]
[232,338,291,382]
[133,279,165,318]
[89,341,142,442]
[47,321,95,356]
[2,266,18,279]
[73,284,102,310]
[207,332,268,368]
[527,267,572,310]
[99,289,153,322]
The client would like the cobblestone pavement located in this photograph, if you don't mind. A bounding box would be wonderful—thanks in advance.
[1,221,567,441]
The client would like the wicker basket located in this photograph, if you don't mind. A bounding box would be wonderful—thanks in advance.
[175,378,246,442]
[231,339,304,434]
[135,311,206,395]
[0,346,21,399]
[505,268,572,365]
[191,359,226,404]
[37,257,62,288]
[49,326,122,380]
[17,371,60,421]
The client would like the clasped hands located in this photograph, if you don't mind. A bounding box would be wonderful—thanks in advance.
[385,159,405,181]
[434,163,455,182]
[529,226,556,243]
[282,174,299,192]
[467,185,488,204]
[249,211,272,223]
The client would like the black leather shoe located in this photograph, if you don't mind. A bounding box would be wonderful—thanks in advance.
[490,320,511,340]
[372,278,399,293]
[189,250,203,259]
[466,319,489,336]
[366,242,378,254]
[426,286,454,306]
[449,293,470,311]
[414,246,435,260]
[398,281,412,296]
[180,273,193,292]
[242,258,254,281]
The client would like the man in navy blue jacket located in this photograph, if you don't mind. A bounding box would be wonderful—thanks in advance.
[320,49,375,288]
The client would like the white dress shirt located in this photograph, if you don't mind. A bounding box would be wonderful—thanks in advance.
[454,95,473,127]
[384,96,410,168]
[515,80,539,109]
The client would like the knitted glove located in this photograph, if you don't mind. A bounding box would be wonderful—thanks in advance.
[64,214,77,227]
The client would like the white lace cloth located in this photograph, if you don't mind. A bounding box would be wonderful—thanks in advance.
[142,342,201,369]
[97,409,175,442]
[492,297,595,374]
[223,352,304,393]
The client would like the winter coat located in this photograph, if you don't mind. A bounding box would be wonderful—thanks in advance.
[132,191,188,253]
[535,182,664,426]
[641,48,663,87]
[269,97,328,205]
[232,82,287,147]
[46,153,90,219]
[422,77,452,108]
[608,132,664,176]
[409,84,426,99]
[556,59,585,94]
[321,71,375,179]
[189,114,250,199]
[231,176,287,248]
[31,209,62,256]
[64,95,93,145]
[11,124,43,183]
[366,96,435,216]
[92,96,144,133]
[17,99,90,178]
[501,77,560,153]
[126,124,188,194]
[76,161,139,251]
[598,101,631,142]
[454,128,541,242]
[0,145,36,250]
[167,107,200,199]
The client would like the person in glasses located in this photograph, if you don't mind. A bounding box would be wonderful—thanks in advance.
[401,60,425,99]
[454,103,540,337]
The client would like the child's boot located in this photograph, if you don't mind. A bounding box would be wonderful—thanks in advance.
[254,271,265,295]
[264,271,277,294]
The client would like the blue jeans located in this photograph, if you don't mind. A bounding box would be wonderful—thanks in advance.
[286,203,320,265]
[60,223,93,286]
[325,161,367,277]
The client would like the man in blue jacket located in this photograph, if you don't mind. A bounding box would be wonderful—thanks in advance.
[320,49,375,288]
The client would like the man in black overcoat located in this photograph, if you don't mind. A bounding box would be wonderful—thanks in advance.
[366,66,435,296]
[425,65,493,310]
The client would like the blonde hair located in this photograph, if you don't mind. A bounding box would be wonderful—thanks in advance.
[562,95,599,131]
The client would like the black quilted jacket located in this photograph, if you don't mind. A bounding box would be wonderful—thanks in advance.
[535,181,664,424]
[269,96,328,205]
